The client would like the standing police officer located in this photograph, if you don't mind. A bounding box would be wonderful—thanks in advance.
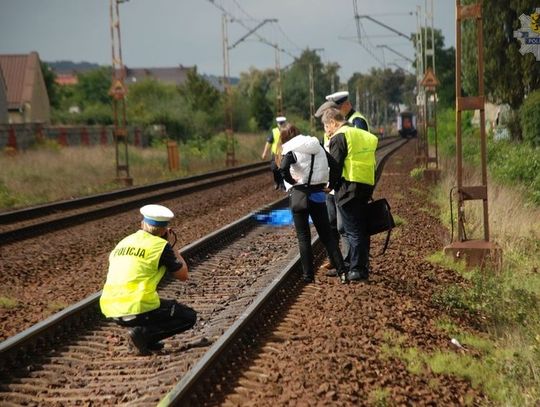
[322,108,378,282]
[325,90,370,132]
[261,116,288,190]
[100,204,197,355]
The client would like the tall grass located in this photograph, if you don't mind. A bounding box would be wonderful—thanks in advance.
[0,132,264,210]
[422,108,540,404]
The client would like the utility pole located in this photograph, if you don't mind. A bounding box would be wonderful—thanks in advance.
[309,64,315,134]
[309,48,324,134]
[221,16,277,167]
[109,0,132,186]
[275,45,283,115]
[421,0,440,181]
[222,14,235,167]
[415,5,426,165]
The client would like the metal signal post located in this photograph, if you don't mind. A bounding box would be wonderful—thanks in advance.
[109,0,132,186]
[444,0,501,269]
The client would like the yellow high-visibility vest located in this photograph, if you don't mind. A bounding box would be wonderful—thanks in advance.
[100,230,167,317]
[271,127,281,154]
[348,111,371,133]
[341,125,378,186]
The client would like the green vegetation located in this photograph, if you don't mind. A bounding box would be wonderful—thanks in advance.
[0,133,262,210]
[520,88,540,147]
[392,214,406,227]
[368,387,391,406]
[418,104,540,405]
[382,327,537,405]
[409,167,425,181]
[436,108,540,204]
[0,296,18,309]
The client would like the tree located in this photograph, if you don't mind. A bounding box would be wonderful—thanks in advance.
[250,82,273,130]
[462,0,540,109]
[177,67,220,113]
[75,67,113,107]
[412,27,456,108]
[40,62,59,108]
[237,67,275,129]
[282,49,332,119]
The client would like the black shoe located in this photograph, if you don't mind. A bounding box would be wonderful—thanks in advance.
[147,341,165,351]
[346,271,369,282]
[325,269,338,277]
[127,327,151,356]
[303,275,315,283]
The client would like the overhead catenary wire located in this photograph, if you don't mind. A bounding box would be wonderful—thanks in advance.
[351,0,385,67]
[205,0,298,60]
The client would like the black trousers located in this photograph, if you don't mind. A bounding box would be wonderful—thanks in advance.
[270,156,284,187]
[292,199,345,279]
[115,299,197,345]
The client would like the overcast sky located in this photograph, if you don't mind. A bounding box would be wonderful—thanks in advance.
[0,0,455,81]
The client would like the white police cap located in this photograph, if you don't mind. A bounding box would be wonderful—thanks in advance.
[276,116,287,123]
[140,204,174,227]
[314,100,338,118]
[325,91,349,105]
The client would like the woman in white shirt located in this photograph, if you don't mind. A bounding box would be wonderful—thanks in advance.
[277,124,346,283]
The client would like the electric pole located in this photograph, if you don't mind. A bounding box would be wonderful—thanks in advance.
[222,14,235,167]
[275,45,283,115]
[109,0,132,185]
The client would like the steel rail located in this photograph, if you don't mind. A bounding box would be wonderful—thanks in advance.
[159,137,408,406]
[0,195,288,367]
[0,163,269,245]
[0,137,407,405]
[0,162,268,225]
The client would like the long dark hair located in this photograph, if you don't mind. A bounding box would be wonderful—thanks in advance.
[275,124,301,166]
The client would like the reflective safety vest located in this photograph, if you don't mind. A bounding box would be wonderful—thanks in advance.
[341,125,378,186]
[100,230,167,318]
[348,111,370,133]
[271,127,281,154]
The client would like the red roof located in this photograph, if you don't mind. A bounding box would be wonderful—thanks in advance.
[55,74,78,86]
[0,52,41,109]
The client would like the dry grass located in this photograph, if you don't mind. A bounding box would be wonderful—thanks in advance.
[435,157,540,274]
[0,133,263,210]
[430,157,540,405]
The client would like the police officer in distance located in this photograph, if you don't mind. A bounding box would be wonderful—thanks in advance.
[322,108,378,282]
[261,116,288,190]
[326,90,370,132]
[100,204,197,355]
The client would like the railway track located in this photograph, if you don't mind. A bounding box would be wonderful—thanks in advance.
[0,137,400,246]
[0,137,407,406]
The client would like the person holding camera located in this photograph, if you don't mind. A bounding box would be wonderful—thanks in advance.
[99,204,197,356]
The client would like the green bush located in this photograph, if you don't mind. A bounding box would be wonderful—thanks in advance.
[520,89,540,146]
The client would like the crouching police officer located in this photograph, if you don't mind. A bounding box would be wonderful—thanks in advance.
[100,204,197,355]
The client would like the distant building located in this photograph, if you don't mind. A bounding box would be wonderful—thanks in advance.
[0,68,8,123]
[0,52,50,124]
[124,64,194,86]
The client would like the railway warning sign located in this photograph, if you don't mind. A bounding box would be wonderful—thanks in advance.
[421,68,439,90]
[109,79,127,100]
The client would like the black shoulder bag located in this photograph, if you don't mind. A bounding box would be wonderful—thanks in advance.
[366,198,395,255]
[289,154,315,212]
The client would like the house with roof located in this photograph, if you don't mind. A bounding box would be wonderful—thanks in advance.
[0,51,50,124]
[0,68,7,123]
[124,64,194,86]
